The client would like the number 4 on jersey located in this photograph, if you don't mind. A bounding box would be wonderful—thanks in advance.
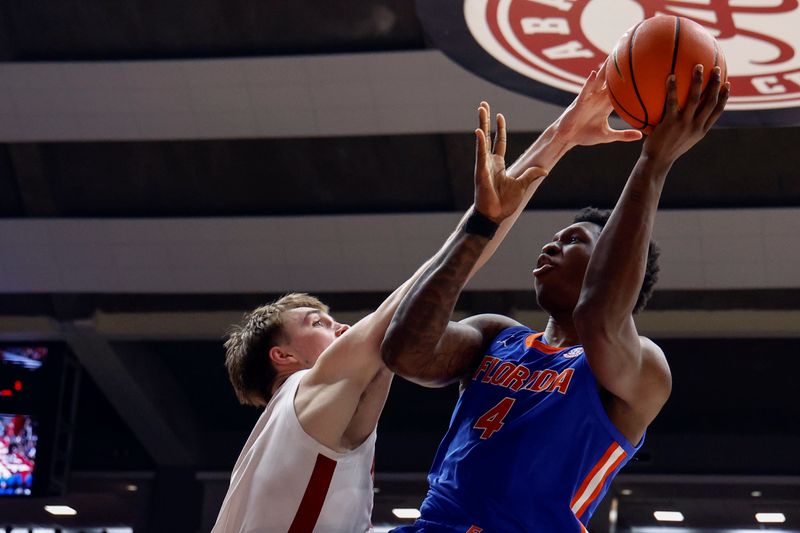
[473,397,516,439]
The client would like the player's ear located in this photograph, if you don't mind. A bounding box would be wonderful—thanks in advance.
[269,346,295,367]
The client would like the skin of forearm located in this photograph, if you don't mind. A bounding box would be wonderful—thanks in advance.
[507,123,572,179]
[475,125,572,277]
[388,206,505,319]
[576,154,673,321]
[383,230,489,368]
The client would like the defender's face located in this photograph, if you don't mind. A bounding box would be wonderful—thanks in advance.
[278,307,350,367]
[533,222,602,312]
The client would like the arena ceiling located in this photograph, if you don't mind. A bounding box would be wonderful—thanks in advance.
[0,1,799,531]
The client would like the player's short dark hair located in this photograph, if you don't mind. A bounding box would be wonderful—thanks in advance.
[224,293,328,407]
[573,207,660,313]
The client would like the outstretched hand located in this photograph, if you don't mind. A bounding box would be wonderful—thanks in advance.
[474,102,547,223]
[555,61,644,148]
[643,64,730,163]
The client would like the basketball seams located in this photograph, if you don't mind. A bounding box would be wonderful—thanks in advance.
[612,47,624,80]
[606,15,722,133]
[607,85,647,129]
[669,17,681,76]
[660,16,682,128]
[628,20,650,129]
[607,84,654,130]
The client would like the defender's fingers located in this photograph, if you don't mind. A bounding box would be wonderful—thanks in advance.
[585,69,598,86]
[578,69,598,98]
[607,129,644,143]
[494,113,507,158]
[478,105,490,142]
[517,166,548,188]
[591,64,607,93]
[480,101,491,137]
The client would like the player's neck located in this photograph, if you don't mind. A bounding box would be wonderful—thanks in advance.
[543,315,580,348]
[271,368,302,394]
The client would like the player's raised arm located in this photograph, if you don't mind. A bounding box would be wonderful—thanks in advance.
[573,65,729,424]
[381,67,645,388]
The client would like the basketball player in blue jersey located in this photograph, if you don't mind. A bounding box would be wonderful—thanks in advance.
[382,65,730,532]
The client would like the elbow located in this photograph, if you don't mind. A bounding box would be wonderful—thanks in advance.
[380,327,404,373]
[381,325,424,379]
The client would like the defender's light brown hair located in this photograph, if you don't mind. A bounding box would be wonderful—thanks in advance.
[224,293,328,407]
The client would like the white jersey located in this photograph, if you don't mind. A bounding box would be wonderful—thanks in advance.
[212,370,376,533]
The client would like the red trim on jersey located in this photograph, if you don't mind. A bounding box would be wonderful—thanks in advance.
[524,332,574,354]
[575,448,627,518]
[571,442,627,519]
[288,453,337,533]
[570,443,617,510]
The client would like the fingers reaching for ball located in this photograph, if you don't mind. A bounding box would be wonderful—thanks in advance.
[699,66,730,131]
[642,63,730,163]
[687,64,705,110]
[668,64,730,131]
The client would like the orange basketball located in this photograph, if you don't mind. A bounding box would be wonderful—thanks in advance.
[605,15,727,134]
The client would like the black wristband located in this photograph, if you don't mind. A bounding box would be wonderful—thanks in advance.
[464,210,499,239]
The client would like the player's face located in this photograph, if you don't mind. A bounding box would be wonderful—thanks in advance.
[279,307,350,368]
[533,222,602,313]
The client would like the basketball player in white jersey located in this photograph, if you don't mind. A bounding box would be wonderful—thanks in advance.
[211,65,642,533]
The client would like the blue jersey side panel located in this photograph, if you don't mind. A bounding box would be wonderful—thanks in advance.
[396,326,643,533]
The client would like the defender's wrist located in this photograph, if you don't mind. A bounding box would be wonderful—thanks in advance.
[464,210,499,240]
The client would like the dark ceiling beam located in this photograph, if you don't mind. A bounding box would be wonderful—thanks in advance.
[0,0,425,62]
[441,134,474,212]
[62,322,202,467]
[7,143,58,216]
[0,4,14,61]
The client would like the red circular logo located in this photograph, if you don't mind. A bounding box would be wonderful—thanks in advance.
[418,0,800,124]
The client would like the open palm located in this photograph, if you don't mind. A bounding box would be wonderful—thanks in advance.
[555,63,643,147]
[474,102,547,223]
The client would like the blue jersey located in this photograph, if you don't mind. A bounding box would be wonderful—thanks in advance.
[394,326,643,533]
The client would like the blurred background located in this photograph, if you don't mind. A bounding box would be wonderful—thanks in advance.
[0,1,799,532]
